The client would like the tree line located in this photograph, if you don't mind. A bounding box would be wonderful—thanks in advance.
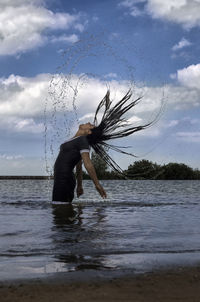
[82,153,200,180]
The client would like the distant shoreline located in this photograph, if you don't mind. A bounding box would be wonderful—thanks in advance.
[0,176,199,180]
[0,176,53,179]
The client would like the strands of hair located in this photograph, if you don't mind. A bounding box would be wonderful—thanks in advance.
[87,89,160,178]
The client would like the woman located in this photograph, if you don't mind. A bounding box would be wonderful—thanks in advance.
[52,122,107,202]
[52,89,157,202]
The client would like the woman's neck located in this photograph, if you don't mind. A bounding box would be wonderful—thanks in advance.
[73,130,85,137]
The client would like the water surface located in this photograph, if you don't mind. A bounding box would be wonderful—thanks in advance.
[0,180,200,281]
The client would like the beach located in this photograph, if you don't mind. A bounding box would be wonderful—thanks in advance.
[1,265,200,302]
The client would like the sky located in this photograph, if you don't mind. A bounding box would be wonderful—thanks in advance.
[0,0,200,175]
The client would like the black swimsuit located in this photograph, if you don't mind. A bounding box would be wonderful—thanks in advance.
[52,136,90,202]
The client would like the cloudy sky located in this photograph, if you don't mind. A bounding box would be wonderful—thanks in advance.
[0,0,200,175]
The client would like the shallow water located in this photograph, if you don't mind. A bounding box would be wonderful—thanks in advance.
[0,180,200,281]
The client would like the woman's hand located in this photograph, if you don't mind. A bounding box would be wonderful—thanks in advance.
[77,186,84,198]
[95,184,107,199]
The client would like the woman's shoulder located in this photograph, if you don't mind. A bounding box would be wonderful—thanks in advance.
[76,136,90,150]
[61,135,89,147]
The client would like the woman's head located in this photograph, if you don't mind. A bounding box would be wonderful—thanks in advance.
[79,122,95,135]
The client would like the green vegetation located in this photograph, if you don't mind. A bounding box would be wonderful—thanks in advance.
[125,160,200,180]
[83,153,200,180]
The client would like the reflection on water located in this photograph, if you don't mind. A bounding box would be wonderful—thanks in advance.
[52,203,81,226]
[51,203,112,271]
[0,180,200,280]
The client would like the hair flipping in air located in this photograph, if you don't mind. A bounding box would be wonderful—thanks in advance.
[86,89,159,177]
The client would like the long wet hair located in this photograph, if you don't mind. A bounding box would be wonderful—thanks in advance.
[86,89,159,177]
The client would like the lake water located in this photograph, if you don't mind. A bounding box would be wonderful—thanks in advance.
[0,179,200,281]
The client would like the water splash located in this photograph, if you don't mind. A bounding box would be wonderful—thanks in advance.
[44,31,165,177]
[44,32,138,175]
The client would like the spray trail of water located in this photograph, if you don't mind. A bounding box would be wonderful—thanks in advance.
[43,31,165,181]
[44,32,138,177]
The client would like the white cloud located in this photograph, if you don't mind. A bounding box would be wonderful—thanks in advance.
[0,0,85,55]
[127,115,142,123]
[0,116,43,133]
[163,84,200,109]
[119,0,200,29]
[172,38,192,51]
[130,6,144,16]
[119,0,145,7]
[79,113,94,121]
[104,73,118,79]
[50,34,79,44]
[119,0,145,16]
[171,51,191,61]
[163,116,200,130]
[0,73,50,116]
[0,154,23,160]
[15,118,43,133]
[146,0,200,29]
[170,73,176,80]
[0,156,46,175]
[176,131,200,143]
[74,23,87,32]
[0,71,200,136]
[167,120,179,127]
[0,0,44,6]
[174,63,200,89]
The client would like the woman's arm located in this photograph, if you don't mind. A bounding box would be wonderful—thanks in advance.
[76,160,82,186]
[76,160,83,197]
[81,152,107,198]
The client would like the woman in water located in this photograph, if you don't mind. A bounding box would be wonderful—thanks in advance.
[52,90,157,202]
[52,122,107,202]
